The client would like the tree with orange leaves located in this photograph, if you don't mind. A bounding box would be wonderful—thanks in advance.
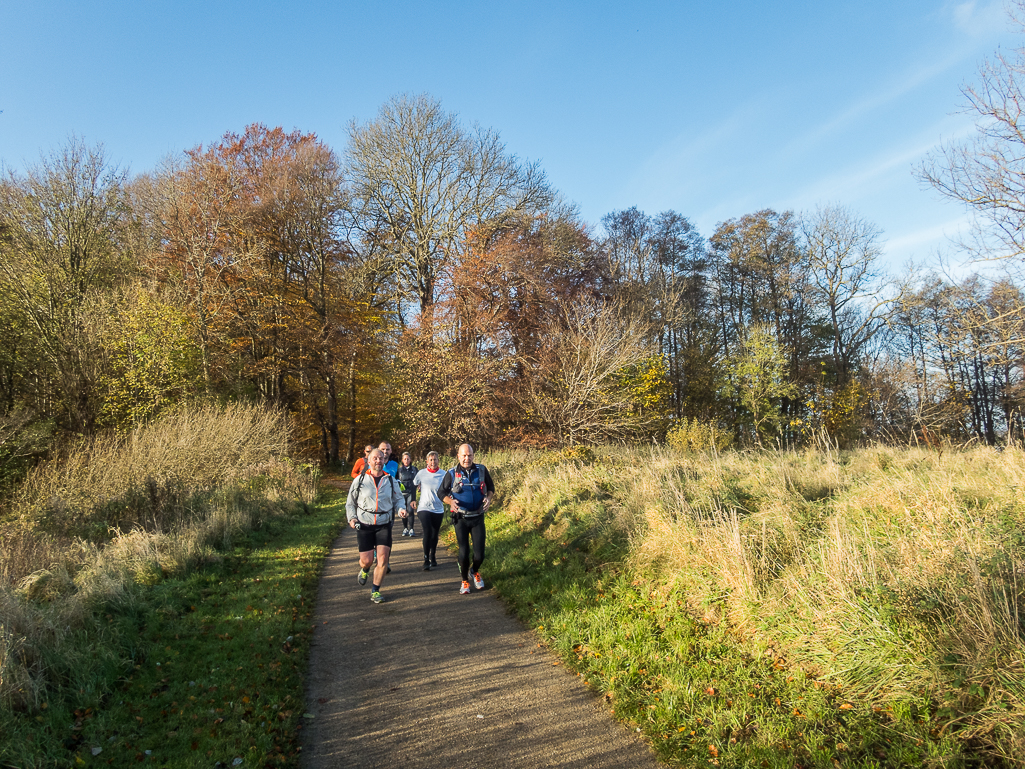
[393,212,653,449]
[152,125,389,463]
[154,136,258,391]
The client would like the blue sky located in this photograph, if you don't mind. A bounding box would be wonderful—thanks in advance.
[0,1,1018,271]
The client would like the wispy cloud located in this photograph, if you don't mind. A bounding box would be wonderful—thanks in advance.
[948,0,1008,38]
[776,56,966,158]
[624,43,984,216]
[772,3,1009,165]
[783,114,978,210]
[630,102,763,178]
[611,3,1013,240]
[885,214,970,258]
[617,97,771,205]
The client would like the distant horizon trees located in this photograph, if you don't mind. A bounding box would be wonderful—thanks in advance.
[3,74,1025,472]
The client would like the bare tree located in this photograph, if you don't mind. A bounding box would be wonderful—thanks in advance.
[918,1,1025,266]
[802,205,897,388]
[521,299,661,446]
[890,274,1025,444]
[344,93,553,319]
[600,207,713,419]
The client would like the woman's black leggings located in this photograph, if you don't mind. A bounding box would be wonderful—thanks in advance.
[453,515,486,580]
[418,511,444,561]
[402,495,416,531]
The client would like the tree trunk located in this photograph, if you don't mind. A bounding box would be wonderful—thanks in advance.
[345,350,357,465]
[324,369,340,465]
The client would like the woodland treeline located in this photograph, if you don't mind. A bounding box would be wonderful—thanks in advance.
[1,89,1024,475]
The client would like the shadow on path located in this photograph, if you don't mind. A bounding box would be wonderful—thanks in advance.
[301,518,664,769]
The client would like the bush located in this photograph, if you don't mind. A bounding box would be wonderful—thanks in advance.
[0,411,54,496]
[665,417,734,452]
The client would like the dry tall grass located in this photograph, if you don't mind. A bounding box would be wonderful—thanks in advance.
[494,444,1025,763]
[0,403,319,711]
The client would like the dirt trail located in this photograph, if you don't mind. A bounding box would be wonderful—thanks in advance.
[300,500,664,769]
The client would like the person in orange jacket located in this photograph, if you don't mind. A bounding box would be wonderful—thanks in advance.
[350,444,374,478]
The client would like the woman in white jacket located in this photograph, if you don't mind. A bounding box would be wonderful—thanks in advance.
[346,449,407,603]
[413,451,446,570]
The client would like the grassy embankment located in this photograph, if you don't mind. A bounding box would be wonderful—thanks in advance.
[0,404,333,769]
[7,430,1024,768]
[479,445,1025,768]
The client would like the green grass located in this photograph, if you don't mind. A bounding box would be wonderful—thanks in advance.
[0,492,345,769]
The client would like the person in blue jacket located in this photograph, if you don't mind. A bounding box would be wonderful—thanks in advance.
[439,443,494,595]
[378,441,399,477]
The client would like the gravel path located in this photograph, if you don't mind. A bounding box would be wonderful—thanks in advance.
[301,518,664,769]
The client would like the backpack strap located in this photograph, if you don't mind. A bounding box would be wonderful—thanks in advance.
[352,471,399,518]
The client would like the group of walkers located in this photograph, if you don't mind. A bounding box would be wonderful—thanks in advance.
[345,441,495,604]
